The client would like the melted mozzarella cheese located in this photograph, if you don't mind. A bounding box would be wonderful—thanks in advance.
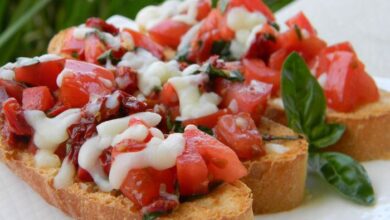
[111,123,149,146]
[34,150,61,169]
[265,143,290,154]
[118,49,159,72]
[135,0,181,30]
[73,26,95,40]
[178,22,202,52]
[96,112,162,137]
[0,68,15,80]
[109,133,185,189]
[106,15,139,31]
[53,157,76,189]
[24,109,81,151]
[226,7,267,58]
[169,74,221,120]
[78,136,113,192]
[171,0,199,25]
[138,60,181,95]
[317,74,328,88]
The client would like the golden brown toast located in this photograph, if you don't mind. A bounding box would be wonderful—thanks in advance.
[248,118,308,214]
[265,91,390,161]
[0,140,253,220]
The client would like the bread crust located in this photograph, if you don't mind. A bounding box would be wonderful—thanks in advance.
[0,141,253,220]
[265,91,390,161]
[47,29,73,58]
[245,118,308,214]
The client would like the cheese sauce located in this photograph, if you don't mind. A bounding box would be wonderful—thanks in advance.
[256,161,390,220]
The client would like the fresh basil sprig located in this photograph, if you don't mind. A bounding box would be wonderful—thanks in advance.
[281,52,375,205]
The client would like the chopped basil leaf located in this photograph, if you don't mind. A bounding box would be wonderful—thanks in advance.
[205,64,244,82]
[197,126,214,136]
[211,40,233,60]
[269,21,280,31]
[175,46,190,62]
[293,24,303,40]
[71,51,79,59]
[281,52,375,205]
[263,33,277,42]
[97,49,121,65]
[211,0,219,8]
[143,212,163,220]
[309,152,375,205]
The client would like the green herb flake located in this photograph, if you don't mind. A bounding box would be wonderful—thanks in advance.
[293,24,303,40]
[205,64,244,82]
[218,0,230,13]
[143,212,163,220]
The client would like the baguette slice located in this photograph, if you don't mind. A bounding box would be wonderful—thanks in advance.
[0,138,253,220]
[265,91,390,161]
[247,118,308,214]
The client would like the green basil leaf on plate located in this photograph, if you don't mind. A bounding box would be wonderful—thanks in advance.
[281,52,345,149]
[309,152,375,205]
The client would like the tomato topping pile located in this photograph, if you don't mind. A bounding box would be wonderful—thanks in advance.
[0,0,381,216]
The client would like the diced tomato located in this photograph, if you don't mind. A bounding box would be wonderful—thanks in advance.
[124,29,164,59]
[61,28,85,59]
[120,168,176,208]
[213,77,233,97]
[243,58,280,95]
[160,83,179,107]
[2,98,32,136]
[84,34,106,64]
[227,0,275,21]
[286,12,316,36]
[47,101,68,117]
[183,108,232,128]
[311,42,355,77]
[188,10,235,62]
[115,66,138,94]
[184,127,247,182]
[324,51,379,112]
[244,23,279,60]
[177,136,209,196]
[222,81,272,122]
[214,113,265,160]
[22,86,55,111]
[0,87,9,106]
[85,17,119,35]
[77,167,93,182]
[149,20,191,49]
[270,28,326,70]
[196,0,212,21]
[0,79,25,103]
[14,58,65,91]
[59,60,114,108]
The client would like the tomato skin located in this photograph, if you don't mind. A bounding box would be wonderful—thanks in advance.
[2,98,32,136]
[120,168,176,208]
[77,167,94,182]
[149,20,191,49]
[324,51,379,112]
[85,17,119,35]
[84,34,106,64]
[22,86,55,111]
[160,83,179,107]
[196,0,212,21]
[59,60,114,108]
[183,108,232,128]
[0,79,25,103]
[61,28,85,59]
[184,127,247,183]
[115,66,138,94]
[286,12,316,36]
[227,0,275,21]
[243,58,280,96]
[176,139,209,196]
[188,10,235,62]
[244,23,279,60]
[214,113,265,160]
[124,29,164,59]
[222,81,272,122]
[14,58,65,91]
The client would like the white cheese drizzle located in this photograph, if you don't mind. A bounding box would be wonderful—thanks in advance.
[109,133,185,189]
[106,15,140,31]
[168,74,221,120]
[53,157,76,189]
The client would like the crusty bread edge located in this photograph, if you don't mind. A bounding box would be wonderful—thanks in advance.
[0,141,253,220]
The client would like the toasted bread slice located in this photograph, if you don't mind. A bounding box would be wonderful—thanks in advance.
[247,118,308,214]
[0,139,253,220]
[265,91,390,161]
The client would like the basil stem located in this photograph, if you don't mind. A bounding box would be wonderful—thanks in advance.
[281,52,375,205]
[262,134,302,141]
[205,64,244,82]
[309,152,375,205]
